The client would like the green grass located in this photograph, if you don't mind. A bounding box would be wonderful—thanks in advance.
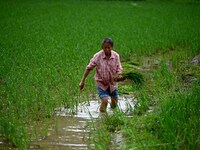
[0,0,200,148]
[157,80,200,149]
[121,76,200,149]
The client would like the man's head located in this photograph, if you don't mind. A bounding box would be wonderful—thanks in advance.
[102,37,113,56]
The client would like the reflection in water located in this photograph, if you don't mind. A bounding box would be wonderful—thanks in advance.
[29,117,89,150]
[55,95,135,119]
[0,138,15,150]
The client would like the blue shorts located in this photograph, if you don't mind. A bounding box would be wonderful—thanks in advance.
[97,86,118,99]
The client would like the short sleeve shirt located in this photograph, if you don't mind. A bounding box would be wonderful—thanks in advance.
[86,50,123,93]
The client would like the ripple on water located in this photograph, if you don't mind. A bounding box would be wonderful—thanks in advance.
[55,95,136,119]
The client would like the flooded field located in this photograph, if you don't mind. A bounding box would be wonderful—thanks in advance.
[0,95,135,150]
[29,117,89,150]
[55,95,135,119]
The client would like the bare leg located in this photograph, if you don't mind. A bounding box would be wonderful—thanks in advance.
[111,97,118,109]
[100,97,108,112]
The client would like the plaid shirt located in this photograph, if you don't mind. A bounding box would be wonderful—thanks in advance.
[86,50,123,93]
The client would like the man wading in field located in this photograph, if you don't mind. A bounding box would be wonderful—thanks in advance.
[79,37,124,112]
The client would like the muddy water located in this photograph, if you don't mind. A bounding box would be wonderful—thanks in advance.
[55,95,135,119]
[0,139,14,150]
[0,95,135,150]
[29,117,89,150]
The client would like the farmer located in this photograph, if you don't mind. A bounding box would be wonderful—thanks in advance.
[79,37,124,112]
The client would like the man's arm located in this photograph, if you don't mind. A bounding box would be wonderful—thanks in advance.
[114,54,124,82]
[79,69,91,90]
[79,52,98,90]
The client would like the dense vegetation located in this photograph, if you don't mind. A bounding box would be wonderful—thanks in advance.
[0,0,199,149]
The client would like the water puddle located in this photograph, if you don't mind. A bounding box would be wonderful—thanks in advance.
[0,95,135,150]
[55,95,135,119]
[0,138,15,150]
[28,117,89,150]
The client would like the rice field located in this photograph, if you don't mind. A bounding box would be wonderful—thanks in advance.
[0,0,200,149]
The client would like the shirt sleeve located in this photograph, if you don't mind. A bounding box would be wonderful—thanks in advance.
[116,55,123,74]
[86,54,97,70]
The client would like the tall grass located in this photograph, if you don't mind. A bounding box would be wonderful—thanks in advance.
[157,79,200,149]
[0,0,200,148]
[116,48,200,149]
[87,109,126,150]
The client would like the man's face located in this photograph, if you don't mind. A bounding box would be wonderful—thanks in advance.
[103,42,112,56]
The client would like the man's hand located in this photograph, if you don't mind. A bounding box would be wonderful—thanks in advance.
[79,69,90,90]
[114,75,125,82]
[117,76,125,82]
[79,81,85,90]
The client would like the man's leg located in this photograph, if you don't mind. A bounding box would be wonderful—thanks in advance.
[97,86,109,112]
[100,97,108,112]
[110,88,118,109]
[111,97,118,109]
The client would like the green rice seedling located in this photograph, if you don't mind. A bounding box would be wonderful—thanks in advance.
[121,113,165,149]
[85,115,110,150]
[133,85,150,115]
[104,109,126,132]
[88,110,126,149]
[91,126,111,150]
[1,111,28,149]
[157,79,200,149]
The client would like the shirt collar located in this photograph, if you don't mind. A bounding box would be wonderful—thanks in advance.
[102,50,114,59]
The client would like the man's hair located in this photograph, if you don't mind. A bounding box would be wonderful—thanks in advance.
[102,37,114,48]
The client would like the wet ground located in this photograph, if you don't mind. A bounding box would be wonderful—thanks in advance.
[0,95,135,150]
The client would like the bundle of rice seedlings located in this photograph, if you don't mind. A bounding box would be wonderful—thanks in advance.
[122,71,144,85]
[114,71,144,85]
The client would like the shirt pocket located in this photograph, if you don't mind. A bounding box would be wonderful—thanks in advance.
[109,60,117,73]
